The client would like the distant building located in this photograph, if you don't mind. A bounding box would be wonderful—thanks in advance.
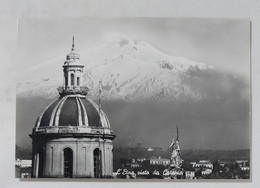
[129,159,141,168]
[201,168,212,175]
[191,160,213,169]
[15,159,32,168]
[149,156,170,166]
[131,162,141,168]
[15,165,32,178]
[240,166,250,171]
[136,158,146,163]
[21,173,31,178]
[218,160,231,167]
[185,171,195,179]
[235,160,249,167]
[235,160,250,171]
[29,38,116,178]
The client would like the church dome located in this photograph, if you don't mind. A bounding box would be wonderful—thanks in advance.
[30,38,115,179]
[32,37,114,137]
[35,95,110,128]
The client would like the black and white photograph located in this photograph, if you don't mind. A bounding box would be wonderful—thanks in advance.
[15,17,250,180]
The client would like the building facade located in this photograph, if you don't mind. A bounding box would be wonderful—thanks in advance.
[149,156,170,166]
[191,160,213,169]
[15,159,32,168]
[30,38,116,178]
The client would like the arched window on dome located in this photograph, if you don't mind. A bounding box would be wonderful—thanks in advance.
[63,148,73,178]
[93,148,102,178]
[71,74,75,86]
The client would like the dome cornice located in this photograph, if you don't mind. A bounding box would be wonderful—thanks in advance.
[31,126,115,139]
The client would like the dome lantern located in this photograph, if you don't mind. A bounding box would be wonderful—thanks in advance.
[58,37,88,96]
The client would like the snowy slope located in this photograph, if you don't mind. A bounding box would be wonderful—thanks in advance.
[17,39,213,101]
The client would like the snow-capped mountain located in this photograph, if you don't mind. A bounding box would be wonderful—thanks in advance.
[17,39,214,101]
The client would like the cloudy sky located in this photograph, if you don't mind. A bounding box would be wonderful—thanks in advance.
[16,17,250,78]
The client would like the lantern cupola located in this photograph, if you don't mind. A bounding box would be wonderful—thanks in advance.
[58,37,88,96]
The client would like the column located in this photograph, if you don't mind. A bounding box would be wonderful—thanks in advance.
[34,153,39,178]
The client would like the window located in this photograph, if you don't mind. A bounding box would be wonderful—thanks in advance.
[71,74,74,86]
[64,148,73,178]
[77,77,80,86]
[65,76,68,86]
[93,148,102,178]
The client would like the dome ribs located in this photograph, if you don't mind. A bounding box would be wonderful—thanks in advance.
[50,96,67,126]
[81,98,100,127]
[36,98,58,127]
[59,97,79,126]
[36,95,111,129]
[75,96,83,126]
[78,97,89,126]
[39,99,61,127]
[103,113,110,128]
[86,97,109,128]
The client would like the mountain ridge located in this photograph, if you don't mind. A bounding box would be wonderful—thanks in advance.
[17,39,215,101]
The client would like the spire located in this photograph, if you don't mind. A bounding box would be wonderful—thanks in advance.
[65,36,79,61]
[176,124,179,141]
[98,81,102,115]
[72,36,75,51]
